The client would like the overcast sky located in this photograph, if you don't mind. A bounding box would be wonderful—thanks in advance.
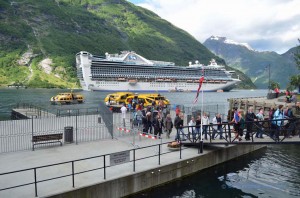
[127,0,300,54]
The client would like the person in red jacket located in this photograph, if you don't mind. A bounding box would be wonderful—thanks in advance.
[274,87,280,98]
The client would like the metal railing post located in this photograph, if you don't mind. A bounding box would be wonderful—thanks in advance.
[34,168,38,197]
[158,144,161,165]
[227,123,232,142]
[180,141,182,159]
[32,116,34,151]
[76,115,78,145]
[72,161,75,187]
[103,155,106,180]
[133,149,136,172]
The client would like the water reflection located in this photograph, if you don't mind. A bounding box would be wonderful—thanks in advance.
[128,145,300,198]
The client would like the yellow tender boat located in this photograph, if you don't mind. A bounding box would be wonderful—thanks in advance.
[104,92,134,105]
[125,93,170,107]
[50,92,84,105]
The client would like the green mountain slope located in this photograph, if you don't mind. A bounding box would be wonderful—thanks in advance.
[0,0,254,88]
[204,36,298,89]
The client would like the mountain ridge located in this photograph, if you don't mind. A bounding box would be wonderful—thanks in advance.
[0,0,255,89]
[203,36,298,88]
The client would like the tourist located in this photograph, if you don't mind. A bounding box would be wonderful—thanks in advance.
[274,87,280,98]
[142,112,152,134]
[153,114,164,138]
[195,115,201,138]
[271,105,284,141]
[120,103,127,127]
[284,104,295,138]
[245,107,257,141]
[227,107,235,122]
[212,113,223,140]
[174,113,184,141]
[164,114,173,139]
[201,112,210,140]
[239,111,246,139]
[232,108,242,141]
[255,108,264,138]
[290,93,297,104]
[212,114,218,139]
[269,106,276,120]
[133,109,143,129]
[285,89,291,102]
[297,101,300,110]
[188,116,196,140]
[175,105,181,116]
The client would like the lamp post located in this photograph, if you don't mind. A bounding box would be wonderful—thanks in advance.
[267,64,271,92]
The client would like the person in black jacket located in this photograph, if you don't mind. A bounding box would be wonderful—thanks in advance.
[174,113,184,141]
[153,114,164,138]
[142,112,152,134]
[245,107,257,140]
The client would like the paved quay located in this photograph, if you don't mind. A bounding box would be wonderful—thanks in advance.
[0,133,264,198]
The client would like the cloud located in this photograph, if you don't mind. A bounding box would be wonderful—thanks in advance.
[128,0,300,53]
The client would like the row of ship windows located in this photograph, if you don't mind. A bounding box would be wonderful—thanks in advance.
[91,73,228,78]
[90,69,226,77]
[94,81,213,87]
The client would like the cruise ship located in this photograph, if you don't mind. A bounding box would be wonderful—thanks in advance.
[76,51,240,92]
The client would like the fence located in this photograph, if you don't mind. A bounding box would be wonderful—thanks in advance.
[1,103,229,153]
[0,114,111,153]
[175,117,300,144]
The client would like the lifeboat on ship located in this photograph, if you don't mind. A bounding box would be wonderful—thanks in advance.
[128,79,137,85]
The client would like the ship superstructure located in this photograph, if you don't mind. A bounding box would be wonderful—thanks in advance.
[76,51,240,92]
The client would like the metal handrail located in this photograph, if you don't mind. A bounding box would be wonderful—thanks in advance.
[0,141,189,197]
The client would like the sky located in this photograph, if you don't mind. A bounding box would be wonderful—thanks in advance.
[127,0,300,54]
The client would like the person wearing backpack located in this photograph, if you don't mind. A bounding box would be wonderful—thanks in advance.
[164,114,173,139]
[153,114,164,138]
[133,109,143,128]
[245,107,257,141]
[255,108,264,138]
[232,108,242,141]
[284,104,295,137]
[271,105,284,140]
[174,113,184,141]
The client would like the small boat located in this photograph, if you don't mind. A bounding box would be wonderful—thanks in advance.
[50,92,84,105]
[104,92,134,105]
[128,79,137,84]
[217,89,224,92]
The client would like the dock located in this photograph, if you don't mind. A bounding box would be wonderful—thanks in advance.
[228,95,299,116]
[11,104,56,119]
[0,136,265,198]
[1,97,299,198]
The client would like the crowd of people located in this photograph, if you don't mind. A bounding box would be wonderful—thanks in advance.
[227,102,300,142]
[119,99,300,142]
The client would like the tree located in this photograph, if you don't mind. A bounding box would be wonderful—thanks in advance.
[295,39,300,70]
[270,80,280,90]
[290,75,300,93]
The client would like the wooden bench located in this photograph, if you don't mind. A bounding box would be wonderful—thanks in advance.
[32,133,63,151]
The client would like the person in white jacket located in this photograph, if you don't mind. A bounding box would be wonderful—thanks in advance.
[201,112,210,140]
[188,116,196,139]
[120,103,127,127]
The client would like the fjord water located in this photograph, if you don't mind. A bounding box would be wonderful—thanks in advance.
[0,89,299,197]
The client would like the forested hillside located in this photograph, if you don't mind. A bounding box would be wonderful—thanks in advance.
[0,0,255,88]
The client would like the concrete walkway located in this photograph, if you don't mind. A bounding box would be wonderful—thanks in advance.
[0,132,224,198]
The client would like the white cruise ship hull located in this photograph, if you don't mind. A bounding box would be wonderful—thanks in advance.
[80,80,239,92]
[76,51,240,92]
